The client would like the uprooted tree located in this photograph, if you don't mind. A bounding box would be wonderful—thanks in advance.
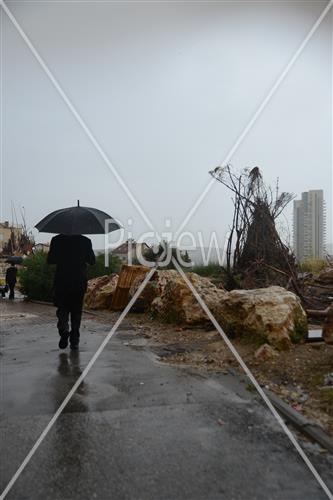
[209,165,299,290]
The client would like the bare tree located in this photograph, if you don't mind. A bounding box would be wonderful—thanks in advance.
[209,165,297,289]
[1,206,35,256]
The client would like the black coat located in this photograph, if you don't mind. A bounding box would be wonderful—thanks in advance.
[6,266,17,285]
[47,234,96,294]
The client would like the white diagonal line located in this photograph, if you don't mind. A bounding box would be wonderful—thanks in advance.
[2,1,329,3]
[172,258,333,500]
[0,266,157,500]
[174,0,333,240]
[0,6,2,225]
[0,0,155,232]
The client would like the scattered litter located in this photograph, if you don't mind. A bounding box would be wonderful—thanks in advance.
[217,419,224,426]
[298,394,309,404]
[324,373,333,386]
[307,330,323,342]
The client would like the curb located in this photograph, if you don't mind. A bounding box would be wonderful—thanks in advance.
[27,300,111,318]
[27,299,53,306]
[264,389,333,454]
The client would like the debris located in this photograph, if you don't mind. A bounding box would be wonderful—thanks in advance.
[307,329,323,342]
[254,344,279,361]
[303,270,333,309]
[298,394,309,404]
[317,268,333,285]
[125,305,333,437]
[324,373,333,387]
[323,305,333,344]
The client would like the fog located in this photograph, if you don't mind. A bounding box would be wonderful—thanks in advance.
[2,0,332,250]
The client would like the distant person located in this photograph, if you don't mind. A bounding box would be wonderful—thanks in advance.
[6,263,17,300]
[47,234,96,350]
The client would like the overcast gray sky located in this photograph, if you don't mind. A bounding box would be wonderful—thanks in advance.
[1,0,332,250]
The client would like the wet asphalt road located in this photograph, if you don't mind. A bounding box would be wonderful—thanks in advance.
[0,299,333,500]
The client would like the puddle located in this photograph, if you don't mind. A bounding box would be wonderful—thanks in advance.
[1,313,38,320]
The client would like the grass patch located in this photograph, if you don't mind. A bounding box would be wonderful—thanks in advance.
[309,373,325,388]
[191,263,223,278]
[246,383,256,393]
[299,259,327,275]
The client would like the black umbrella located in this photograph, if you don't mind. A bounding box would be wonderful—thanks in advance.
[5,256,23,265]
[35,201,121,235]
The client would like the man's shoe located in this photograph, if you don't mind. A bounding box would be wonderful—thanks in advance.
[58,332,69,349]
[70,332,80,350]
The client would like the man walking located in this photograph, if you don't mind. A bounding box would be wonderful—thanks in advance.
[47,234,96,350]
[6,263,17,300]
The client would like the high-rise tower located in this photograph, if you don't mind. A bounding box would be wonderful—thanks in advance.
[293,190,325,261]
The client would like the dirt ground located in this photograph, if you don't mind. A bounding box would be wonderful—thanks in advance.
[127,313,333,437]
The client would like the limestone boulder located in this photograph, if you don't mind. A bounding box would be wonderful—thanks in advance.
[215,286,308,350]
[254,344,279,361]
[126,272,308,350]
[85,274,119,310]
[128,270,176,312]
[150,271,226,325]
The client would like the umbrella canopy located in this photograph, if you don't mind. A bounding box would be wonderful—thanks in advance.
[5,256,23,265]
[35,201,121,235]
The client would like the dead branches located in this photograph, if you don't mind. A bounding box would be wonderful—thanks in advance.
[209,165,297,290]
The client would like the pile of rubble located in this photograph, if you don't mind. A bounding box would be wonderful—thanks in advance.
[301,267,333,308]
[128,270,223,321]
[132,274,307,350]
[85,269,309,350]
[301,267,333,344]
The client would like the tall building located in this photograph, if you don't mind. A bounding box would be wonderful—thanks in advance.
[293,190,326,261]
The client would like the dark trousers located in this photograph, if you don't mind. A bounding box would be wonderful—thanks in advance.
[8,283,15,300]
[55,290,84,337]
